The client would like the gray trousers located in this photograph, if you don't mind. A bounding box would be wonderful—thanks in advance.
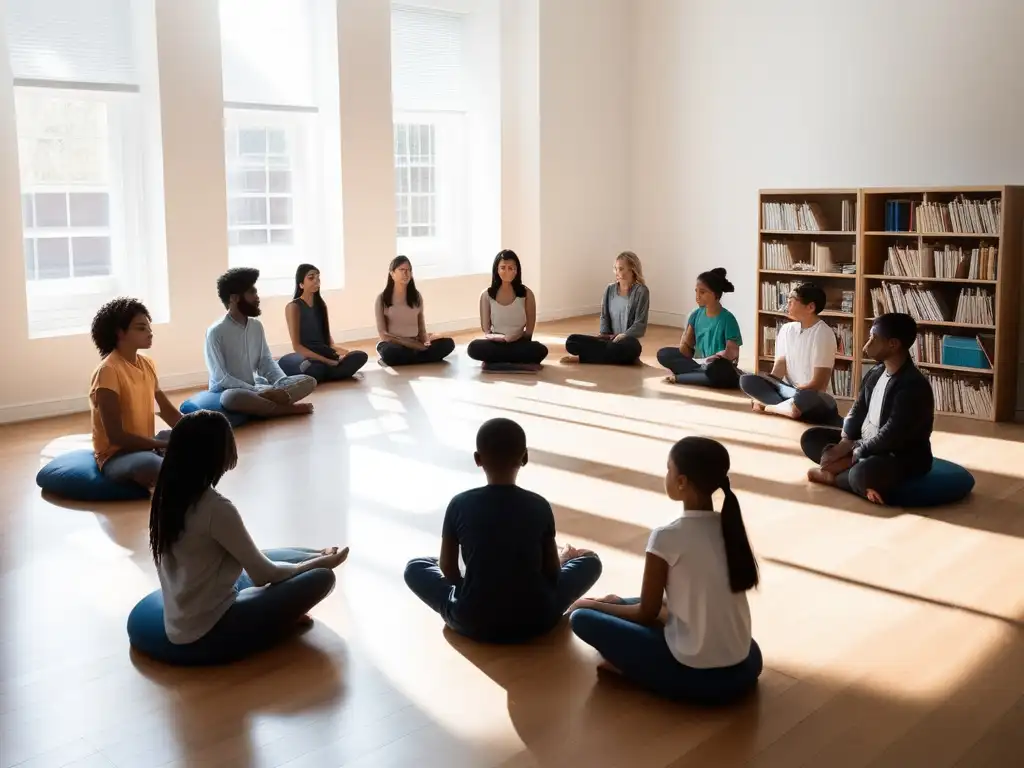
[220,375,317,417]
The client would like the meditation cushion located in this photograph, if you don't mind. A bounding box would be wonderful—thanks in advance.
[885,458,975,508]
[36,449,150,502]
[178,390,249,428]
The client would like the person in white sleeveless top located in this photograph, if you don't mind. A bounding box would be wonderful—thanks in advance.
[467,250,549,370]
[569,436,763,705]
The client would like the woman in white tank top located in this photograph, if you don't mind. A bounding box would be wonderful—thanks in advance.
[467,250,549,370]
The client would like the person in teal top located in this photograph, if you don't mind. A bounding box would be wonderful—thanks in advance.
[657,268,743,388]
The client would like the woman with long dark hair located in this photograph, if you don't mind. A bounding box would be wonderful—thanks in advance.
[278,264,368,382]
[569,437,763,704]
[125,410,349,665]
[466,250,549,371]
[562,251,650,366]
[374,255,456,367]
[657,267,743,388]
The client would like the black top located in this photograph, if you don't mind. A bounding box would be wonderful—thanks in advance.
[291,298,336,360]
[442,484,558,639]
[843,357,934,473]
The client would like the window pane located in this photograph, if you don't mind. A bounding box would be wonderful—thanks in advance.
[23,239,35,279]
[34,192,68,227]
[14,94,110,186]
[71,236,112,276]
[409,126,420,156]
[238,128,267,156]
[267,130,287,155]
[229,197,267,226]
[68,192,109,227]
[268,197,292,226]
[269,228,293,244]
[411,225,431,237]
[396,167,408,194]
[229,169,267,194]
[36,237,71,279]
[411,195,429,224]
[21,194,32,227]
[395,124,407,155]
[237,229,268,245]
[268,170,291,193]
[397,197,409,225]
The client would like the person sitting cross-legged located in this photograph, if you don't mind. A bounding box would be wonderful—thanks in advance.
[739,282,841,425]
[89,298,181,491]
[278,263,368,382]
[404,417,603,643]
[801,312,934,504]
[374,256,457,367]
[205,267,317,418]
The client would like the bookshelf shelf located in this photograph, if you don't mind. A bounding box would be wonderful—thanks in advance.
[759,186,1023,421]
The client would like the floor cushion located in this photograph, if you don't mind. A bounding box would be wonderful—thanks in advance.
[36,449,150,502]
[179,390,250,428]
[885,458,975,508]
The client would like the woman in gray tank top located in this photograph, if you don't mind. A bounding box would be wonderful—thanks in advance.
[466,250,549,371]
[278,264,369,382]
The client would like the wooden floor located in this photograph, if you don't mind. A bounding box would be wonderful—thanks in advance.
[2,318,1023,768]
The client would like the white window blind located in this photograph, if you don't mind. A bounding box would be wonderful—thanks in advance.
[391,6,466,112]
[4,0,136,87]
[219,0,316,108]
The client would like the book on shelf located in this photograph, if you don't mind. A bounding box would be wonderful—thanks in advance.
[762,201,828,231]
[909,332,992,369]
[925,372,993,418]
[828,367,852,398]
[761,240,855,272]
[882,243,997,279]
[885,199,916,232]
[953,287,995,326]
[915,196,1001,234]
[870,282,948,322]
[840,199,855,232]
[762,281,854,314]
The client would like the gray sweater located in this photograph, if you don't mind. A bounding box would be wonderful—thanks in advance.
[599,282,650,338]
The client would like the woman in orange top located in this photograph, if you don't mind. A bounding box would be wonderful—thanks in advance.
[89,298,181,490]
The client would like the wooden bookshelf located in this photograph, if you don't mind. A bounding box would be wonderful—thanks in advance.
[757,186,1024,421]
[757,189,861,402]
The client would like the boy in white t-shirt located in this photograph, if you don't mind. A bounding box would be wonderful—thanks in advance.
[568,437,763,705]
[739,282,842,426]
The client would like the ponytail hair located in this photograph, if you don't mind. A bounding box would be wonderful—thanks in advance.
[668,436,759,593]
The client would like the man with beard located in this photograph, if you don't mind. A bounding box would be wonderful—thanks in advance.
[204,267,317,417]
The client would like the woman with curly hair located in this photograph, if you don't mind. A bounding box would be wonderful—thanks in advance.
[88,297,181,490]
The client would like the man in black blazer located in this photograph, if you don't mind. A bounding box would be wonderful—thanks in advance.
[800,312,934,504]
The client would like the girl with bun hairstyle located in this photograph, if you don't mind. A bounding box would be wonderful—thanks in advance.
[657,268,743,389]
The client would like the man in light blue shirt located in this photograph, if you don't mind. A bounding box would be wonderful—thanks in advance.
[205,268,316,417]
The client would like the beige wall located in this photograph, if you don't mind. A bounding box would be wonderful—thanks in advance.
[0,0,636,422]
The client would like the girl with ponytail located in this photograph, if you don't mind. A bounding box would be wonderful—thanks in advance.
[569,436,763,704]
[657,267,743,389]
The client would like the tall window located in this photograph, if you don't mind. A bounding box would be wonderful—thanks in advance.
[391,2,500,277]
[4,0,168,338]
[219,0,342,293]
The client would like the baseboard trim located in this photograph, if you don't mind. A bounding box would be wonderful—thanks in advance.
[0,307,603,425]
[649,310,685,327]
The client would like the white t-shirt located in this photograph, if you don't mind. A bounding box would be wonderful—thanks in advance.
[862,370,891,440]
[647,511,753,669]
[775,320,837,387]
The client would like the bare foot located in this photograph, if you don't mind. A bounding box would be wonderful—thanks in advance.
[807,467,836,486]
[296,614,314,628]
[865,489,884,504]
[663,375,678,384]
[285,402,314,415]
[560,355,579,364]
[751,400,766,413]
[596,659,623,675]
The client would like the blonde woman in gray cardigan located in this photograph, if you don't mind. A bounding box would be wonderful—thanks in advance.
[562,251,650,366]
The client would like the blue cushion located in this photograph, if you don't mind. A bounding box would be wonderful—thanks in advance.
[885,458,975,508]
[36,449,150,502]
[179,390,249,428]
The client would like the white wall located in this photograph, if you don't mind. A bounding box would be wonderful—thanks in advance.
[0,0,636,422]
[631,0,1024,396]
[538,0,633,315]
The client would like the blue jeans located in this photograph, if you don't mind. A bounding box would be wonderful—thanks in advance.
[101,429,172,488]
[570,600,763,705]
[278,350,369,382]
[404,553,603,643]
[739,373,842,426]
[127,548,336,666]
[656,348,740,389]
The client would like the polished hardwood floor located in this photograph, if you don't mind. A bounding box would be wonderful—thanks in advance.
[2,319,1023,768]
